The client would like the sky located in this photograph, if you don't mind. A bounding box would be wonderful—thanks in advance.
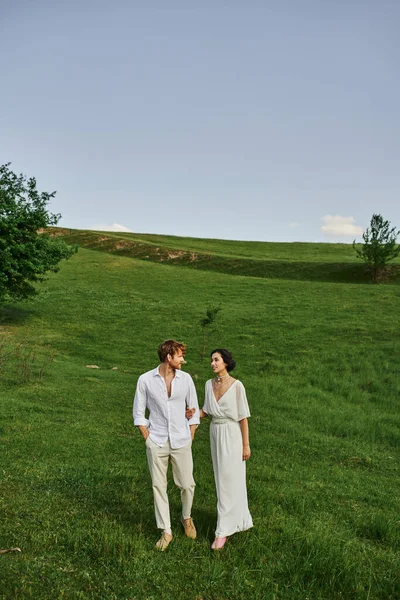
[1,0,399,243]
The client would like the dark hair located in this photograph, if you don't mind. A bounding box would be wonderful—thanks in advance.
[158,340,187,362]
[210,348,236,372]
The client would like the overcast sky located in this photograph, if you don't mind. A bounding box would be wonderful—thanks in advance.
[1,1,399,242]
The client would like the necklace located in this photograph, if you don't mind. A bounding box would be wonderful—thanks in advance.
[215,373,230,384]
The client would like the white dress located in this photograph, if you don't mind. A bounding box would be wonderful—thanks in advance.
[203,379,253,537]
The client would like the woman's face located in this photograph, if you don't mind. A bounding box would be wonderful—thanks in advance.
[211,352,228,376]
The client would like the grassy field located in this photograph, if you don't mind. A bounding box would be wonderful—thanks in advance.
[47,227,400,285]
[1,233,400,599]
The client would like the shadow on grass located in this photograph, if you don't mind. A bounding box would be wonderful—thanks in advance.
[52,465,217,545]
[170,500,216,542]
[0,305,35,326]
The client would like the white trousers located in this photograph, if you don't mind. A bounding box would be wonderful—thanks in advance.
[146,437,195,531]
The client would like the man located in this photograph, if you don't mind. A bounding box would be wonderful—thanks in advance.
[133,339,200,551]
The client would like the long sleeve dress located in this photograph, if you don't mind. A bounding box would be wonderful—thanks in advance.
[203,379,253,537]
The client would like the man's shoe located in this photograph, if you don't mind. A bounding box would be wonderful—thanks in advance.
[155,532,173,551]
[182,517,197,540]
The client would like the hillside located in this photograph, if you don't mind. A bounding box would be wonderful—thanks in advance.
[1,234,400,599]
[48,227,400,284]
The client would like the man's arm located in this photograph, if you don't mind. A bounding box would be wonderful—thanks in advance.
[133,376,149,440]
[137,425,149,440]
[186,376,200,438]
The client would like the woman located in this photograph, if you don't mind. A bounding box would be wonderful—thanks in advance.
[189,348,253,550]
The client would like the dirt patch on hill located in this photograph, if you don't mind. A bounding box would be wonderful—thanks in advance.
[115,240,134,250]
[167,250,185,259]
[38,227,73,237]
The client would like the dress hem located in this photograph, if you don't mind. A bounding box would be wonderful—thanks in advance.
[215,522,253,538]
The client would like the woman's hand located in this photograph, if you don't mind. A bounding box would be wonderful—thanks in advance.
[186,408,208,419]
[242,444,251,461]
[185,407,196,419]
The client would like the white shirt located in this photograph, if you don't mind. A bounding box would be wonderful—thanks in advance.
[133,366,200,449]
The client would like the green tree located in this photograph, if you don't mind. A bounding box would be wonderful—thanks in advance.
[0,163,76,302]
[353,213,400,282]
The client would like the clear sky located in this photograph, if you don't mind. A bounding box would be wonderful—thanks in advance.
[1,1,399,242]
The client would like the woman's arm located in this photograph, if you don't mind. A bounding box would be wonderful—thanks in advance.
[186,407,208,419]
[239,418,251,461]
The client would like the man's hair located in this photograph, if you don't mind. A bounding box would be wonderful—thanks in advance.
[157,340,187,362]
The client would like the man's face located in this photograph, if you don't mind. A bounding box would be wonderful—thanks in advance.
[168,349,185,370]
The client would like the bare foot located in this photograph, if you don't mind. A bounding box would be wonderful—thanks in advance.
[211,537,227,550]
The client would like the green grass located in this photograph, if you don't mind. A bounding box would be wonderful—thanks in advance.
[92,231,359,261]
[1,236,400,599]
[48,227,400,285]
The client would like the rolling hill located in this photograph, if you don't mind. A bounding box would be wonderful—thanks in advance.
[1,229,399,599]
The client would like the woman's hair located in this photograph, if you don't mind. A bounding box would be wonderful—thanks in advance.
[158,340,187,362]
[210,348,236,372]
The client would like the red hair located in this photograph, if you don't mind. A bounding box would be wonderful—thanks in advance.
[157,340,187,362]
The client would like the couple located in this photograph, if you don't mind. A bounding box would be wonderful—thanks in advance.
[133,339,253,551]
